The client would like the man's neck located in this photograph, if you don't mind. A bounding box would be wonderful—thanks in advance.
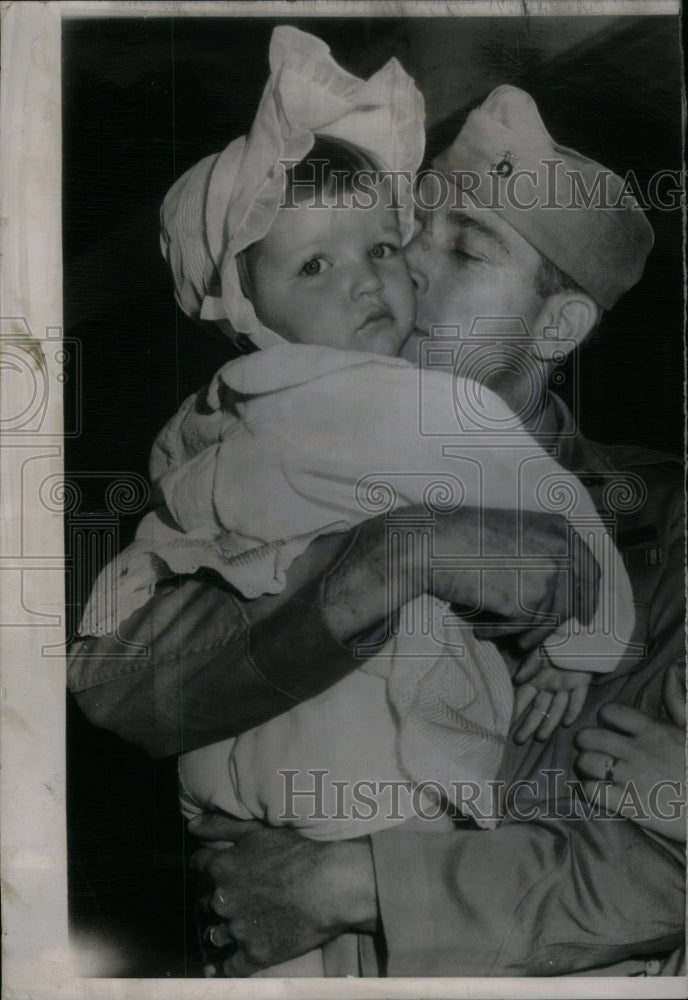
[524,394,562,440]
[485,370,556,441]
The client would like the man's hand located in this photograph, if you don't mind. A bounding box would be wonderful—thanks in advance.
[575,668,686,842]
[512,650,593,743]
[190,815,377,977]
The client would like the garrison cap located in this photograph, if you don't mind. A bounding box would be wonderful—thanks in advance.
[433,86,654,309]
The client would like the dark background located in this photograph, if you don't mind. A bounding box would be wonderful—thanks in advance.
[64,14,684,977]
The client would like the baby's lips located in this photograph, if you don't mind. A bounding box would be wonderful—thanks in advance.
[357,308,394,331]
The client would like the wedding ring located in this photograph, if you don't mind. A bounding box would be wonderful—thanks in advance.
[206,925,224,949]
[204,924,237,952]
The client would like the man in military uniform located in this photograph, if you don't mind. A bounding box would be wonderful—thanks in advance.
[68,86,685,977]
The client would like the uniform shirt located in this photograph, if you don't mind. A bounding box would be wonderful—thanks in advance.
[67,394,685,976]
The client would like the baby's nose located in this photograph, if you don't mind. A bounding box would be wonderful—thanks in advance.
[350,260,384,298]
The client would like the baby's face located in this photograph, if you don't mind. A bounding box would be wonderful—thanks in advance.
[250,183,416,357]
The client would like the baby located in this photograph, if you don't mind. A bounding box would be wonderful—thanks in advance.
[81,28,635,845]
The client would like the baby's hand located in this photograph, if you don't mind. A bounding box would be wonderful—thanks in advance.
[512,650,593,744]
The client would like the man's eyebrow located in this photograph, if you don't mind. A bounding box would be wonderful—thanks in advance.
[447,210,511,253]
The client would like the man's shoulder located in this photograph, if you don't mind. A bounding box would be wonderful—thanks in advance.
[585,442,684,587]
[549,395,682,487]
[594,442,683,477]
[569,437,683,571]
[595,442,683,524]
[578,438,683,510]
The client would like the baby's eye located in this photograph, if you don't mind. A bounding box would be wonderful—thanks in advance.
[299,257,331,277]
[369,243,398,260]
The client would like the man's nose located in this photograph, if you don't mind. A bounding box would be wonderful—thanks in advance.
[403,233,429,296]
[350,260,384,298]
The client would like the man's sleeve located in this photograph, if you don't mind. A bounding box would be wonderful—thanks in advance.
[371,814,684,976]
[68,533,364,758]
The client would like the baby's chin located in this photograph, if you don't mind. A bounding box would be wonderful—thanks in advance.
[356,323,414,358]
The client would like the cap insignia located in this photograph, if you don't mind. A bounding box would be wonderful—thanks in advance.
[489,151,518,178]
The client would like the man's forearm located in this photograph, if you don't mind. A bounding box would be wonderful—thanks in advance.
[194,804,683,976]
[320,514,424,643]
[69,504,440,756]
[68,536,359,757]
[69,504,575,757]
[68,520,409,757]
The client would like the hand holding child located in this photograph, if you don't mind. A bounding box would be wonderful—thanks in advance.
[575,664,686,842]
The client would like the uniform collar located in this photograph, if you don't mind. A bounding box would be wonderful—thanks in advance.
[542,392,618,476]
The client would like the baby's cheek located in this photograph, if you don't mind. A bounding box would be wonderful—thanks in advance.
[285,293,327,343]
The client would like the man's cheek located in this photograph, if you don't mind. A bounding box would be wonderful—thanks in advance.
[420,290,464,331]
[404,283,418,326]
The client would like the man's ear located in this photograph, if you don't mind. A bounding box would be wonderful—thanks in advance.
[531,292,599,361]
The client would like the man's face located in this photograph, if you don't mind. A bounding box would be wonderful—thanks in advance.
[403,201,548,409]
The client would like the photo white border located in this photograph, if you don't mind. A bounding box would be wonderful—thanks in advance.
[0,1,684,997]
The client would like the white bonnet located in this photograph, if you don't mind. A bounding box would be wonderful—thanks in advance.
[160,26,425,349]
